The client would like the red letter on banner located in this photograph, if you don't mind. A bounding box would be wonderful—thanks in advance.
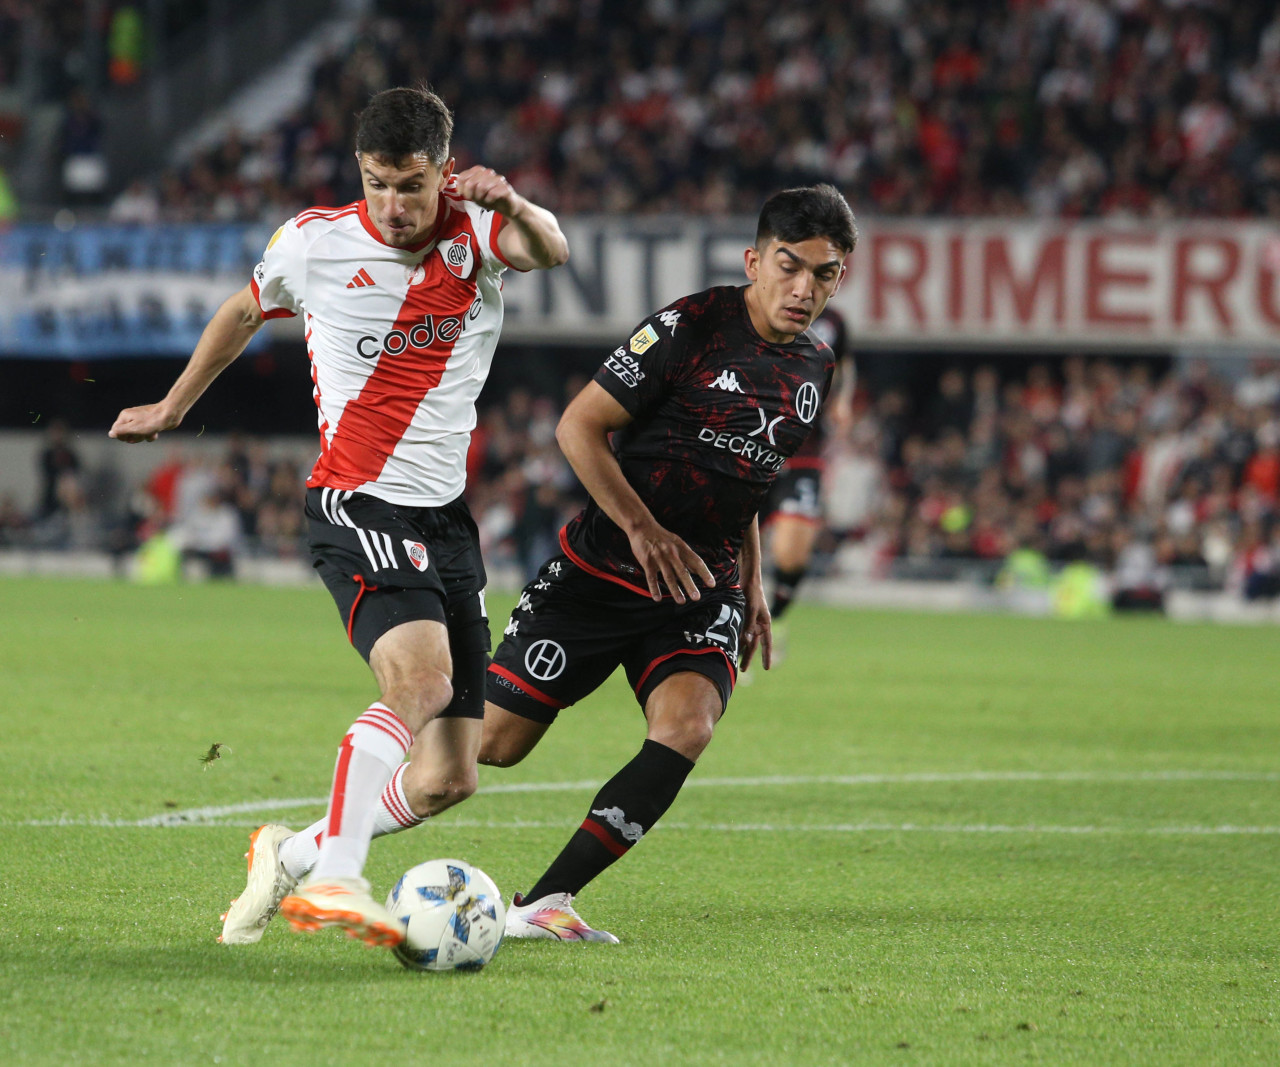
[870,233,928,325]
[1172,236,1240,330]
[981,235,1066,326]
[1084,234,1155,328]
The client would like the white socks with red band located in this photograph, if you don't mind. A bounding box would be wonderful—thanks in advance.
[311,703,414,881]
[280,761,424,880]
[374,764,426,834]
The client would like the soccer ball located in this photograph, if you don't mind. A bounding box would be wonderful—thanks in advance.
[385,859,506,972]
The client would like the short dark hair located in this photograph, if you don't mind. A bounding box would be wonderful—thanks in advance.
[755,184,858,255]
[355,86,453,167]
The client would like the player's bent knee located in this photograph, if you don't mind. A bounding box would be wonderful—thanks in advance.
[383,670,454,732]
[648,709,717,762]
[402,760,477,815]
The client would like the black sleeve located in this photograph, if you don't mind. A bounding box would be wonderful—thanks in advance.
[590,303,688,419]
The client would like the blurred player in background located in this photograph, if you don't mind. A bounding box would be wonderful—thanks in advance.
[762,306,855,634]
[109,86,568,950]
[479,185,857,941]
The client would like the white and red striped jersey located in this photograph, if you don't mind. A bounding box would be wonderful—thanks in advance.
[251,181,523,506]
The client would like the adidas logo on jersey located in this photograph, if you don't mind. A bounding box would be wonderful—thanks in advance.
[710,369,744,393]
[346,268,375,288]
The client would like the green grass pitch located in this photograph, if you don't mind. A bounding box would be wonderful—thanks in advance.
[0,575,1276,1065]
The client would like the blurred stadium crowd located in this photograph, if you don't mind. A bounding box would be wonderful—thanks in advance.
[11,0,1279,222]
[4,0,1279,607]
[7,358,1279,602]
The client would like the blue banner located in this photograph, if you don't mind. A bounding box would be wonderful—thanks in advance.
[0,223,275,357]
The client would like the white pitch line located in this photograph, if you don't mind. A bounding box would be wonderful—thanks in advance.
[23,817,1278,836]
[9,770,1280,830]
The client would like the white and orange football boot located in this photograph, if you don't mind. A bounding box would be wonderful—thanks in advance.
[279,877,404,948]
[218,824,297,945]
[504,892,619,943]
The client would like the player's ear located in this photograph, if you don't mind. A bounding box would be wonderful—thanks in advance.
[831,262,848,295]
[743,245,761,282]
[441,157,456,184]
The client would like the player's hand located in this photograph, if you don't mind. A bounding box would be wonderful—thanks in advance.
[627,522,715,604]
[739,584,773,672]
[453,166,521,216]
[109,403,179,443]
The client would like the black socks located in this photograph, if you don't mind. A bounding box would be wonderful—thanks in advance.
[524,739,695,901]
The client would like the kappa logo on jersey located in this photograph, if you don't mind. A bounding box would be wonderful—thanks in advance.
[629,324,660,355]
[605,347,646,388]
[439,232,475,280]
[402,539,429,572]
[516,591,533,612]
[591,806,645,843]
[710,369,745,393]
[656,309,681,333]
[346,268,376,289]
[795,382,821,424]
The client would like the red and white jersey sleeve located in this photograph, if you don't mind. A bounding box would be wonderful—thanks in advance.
[250,186,522,507]
[252,221,305,319]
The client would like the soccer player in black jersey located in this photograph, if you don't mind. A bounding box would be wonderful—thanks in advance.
[479,184,858,942]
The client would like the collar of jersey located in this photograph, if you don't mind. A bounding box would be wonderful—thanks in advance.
[357,196,450,254]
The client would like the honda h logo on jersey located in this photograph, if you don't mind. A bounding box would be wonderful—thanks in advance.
[402,539,429,572]
[439,233,475,280]
[354,300,485,360]
[795,381,820,424]
[710,369,744,393]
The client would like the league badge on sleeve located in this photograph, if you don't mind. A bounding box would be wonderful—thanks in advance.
[629,324,659,355]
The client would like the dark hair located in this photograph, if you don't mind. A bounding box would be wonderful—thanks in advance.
[755,184,858,255]
[355,86,453,167]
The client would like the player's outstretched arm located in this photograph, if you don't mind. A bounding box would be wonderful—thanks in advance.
[452,165,568,271]
[556,381,714,604]
[738,516,772,671]
[109,285,265,443]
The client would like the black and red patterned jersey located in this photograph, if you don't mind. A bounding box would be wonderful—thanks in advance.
[787,306,849,469]
[560,285,835,595]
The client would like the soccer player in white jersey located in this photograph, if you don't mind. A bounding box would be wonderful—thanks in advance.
[110,87,568,949]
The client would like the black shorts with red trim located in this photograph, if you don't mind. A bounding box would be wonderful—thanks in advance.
[764,464,823,524]
[306,487,491,718]
[485,553,743,725]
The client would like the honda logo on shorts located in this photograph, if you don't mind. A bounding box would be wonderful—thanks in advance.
[524,639,567,681]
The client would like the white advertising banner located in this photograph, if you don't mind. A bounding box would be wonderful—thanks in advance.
[4,218,1278,355]
[500,218,1280,350]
